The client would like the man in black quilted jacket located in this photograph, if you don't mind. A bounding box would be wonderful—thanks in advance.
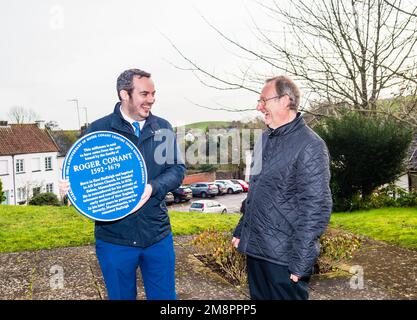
[232,75,332,300]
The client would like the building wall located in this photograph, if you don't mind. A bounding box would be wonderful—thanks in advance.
[0,152,60,205]
[215,171,235,180]
[183,172,216,185]
[0,156,13,204]
[394,174,410,192]
[57,156,65,178]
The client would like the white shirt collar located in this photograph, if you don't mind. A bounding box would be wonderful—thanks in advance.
[120,105,146,130]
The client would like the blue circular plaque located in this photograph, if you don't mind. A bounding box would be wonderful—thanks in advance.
[62,131,147,221]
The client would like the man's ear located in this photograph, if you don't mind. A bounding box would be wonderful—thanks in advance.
[284,95,292,109]
[120,90,129,101]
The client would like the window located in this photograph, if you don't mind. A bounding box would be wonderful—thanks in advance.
[46,183,53,193]
[32,158,41,172]
[32,187,41,197]
[0,160,8,175]
[16,159,24,173]
[17,187,26,201]
[45,157,52,171]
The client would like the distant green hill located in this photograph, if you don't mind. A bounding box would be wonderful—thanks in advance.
[184,121,231,130]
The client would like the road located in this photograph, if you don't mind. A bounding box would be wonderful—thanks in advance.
[168,192,247,213]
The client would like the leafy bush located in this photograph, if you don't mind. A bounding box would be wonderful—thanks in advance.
[315,112,413,211]
[197,164,218,173]
[29,192,60,206]
[334,184,417,212]
[0,179,5,204]
[317,230,362,273]
[193,229,247,286]
[192,228,362,285]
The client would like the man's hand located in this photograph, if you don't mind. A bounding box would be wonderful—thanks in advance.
[59,179,70,198]
[136,184,153,210]
[290,274,300,283]
[231,237,240,249]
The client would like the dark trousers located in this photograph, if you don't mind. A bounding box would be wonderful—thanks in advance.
[247,256,310,300]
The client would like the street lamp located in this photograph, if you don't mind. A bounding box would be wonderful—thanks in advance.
[67,98,81,129]
[80,107,88,126]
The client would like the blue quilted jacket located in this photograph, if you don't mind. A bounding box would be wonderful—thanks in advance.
[233,114,332,278]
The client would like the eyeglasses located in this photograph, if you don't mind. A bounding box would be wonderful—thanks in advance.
[257,94,293,106]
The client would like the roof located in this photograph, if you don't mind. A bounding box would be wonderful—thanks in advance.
[0,124,59,156]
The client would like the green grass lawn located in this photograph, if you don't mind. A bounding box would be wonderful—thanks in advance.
[0,205,240,253]
[0,205,94,253]
[330,207,417,250]
[1,205,416,253]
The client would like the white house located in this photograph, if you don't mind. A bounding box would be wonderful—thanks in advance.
[0,121,60,205]
[393,136,417,193]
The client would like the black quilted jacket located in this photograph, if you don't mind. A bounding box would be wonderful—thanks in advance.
[233,114,332,278]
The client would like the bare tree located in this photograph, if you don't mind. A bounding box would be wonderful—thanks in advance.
[383,0,417,17]
[171,0,417,127]
[45,120,60,131]
[8,106,40,124]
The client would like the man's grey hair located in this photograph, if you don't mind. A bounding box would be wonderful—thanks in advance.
[266,75,301,111]
[117,68,151,101]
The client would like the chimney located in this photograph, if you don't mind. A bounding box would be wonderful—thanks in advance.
[0,120,8,127]
[35,120,45,129]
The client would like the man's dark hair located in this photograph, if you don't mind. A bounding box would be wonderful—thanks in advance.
[117,68,151,101]
[266,75,301,111]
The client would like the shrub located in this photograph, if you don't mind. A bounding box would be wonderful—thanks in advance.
[317,230,362,273]
[193,229,247,286]
[197,164,218,173]
[335,184,417,212]
[192,228,362,285]
[0,179,5,204]
[29,192,60,206]
[315,112,413,211]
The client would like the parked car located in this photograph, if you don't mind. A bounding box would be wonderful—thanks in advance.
[214,182,227,195]
[164,192,175,205]
[230,179,249,192]
[188,182,219,198]
[172,186,193,203]
[214,180,243,194]
[189,200,227,214]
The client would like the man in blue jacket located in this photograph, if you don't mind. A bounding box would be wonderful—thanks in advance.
[232,75,332,300]
[63,69,185,300]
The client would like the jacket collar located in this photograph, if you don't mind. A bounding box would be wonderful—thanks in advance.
[266,112,305,137]
[110,102,161,143]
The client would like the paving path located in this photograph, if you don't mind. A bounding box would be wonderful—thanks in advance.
[0,236,415,300]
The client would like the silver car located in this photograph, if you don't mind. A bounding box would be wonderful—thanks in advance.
[214,180,243,194]
[189,200,227,214]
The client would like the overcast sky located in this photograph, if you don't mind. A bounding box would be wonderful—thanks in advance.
[0,0,281,129]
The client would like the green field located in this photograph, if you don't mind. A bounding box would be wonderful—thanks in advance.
[0,205,240,253]
[184,121,231,130]
[1,205,416,253]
